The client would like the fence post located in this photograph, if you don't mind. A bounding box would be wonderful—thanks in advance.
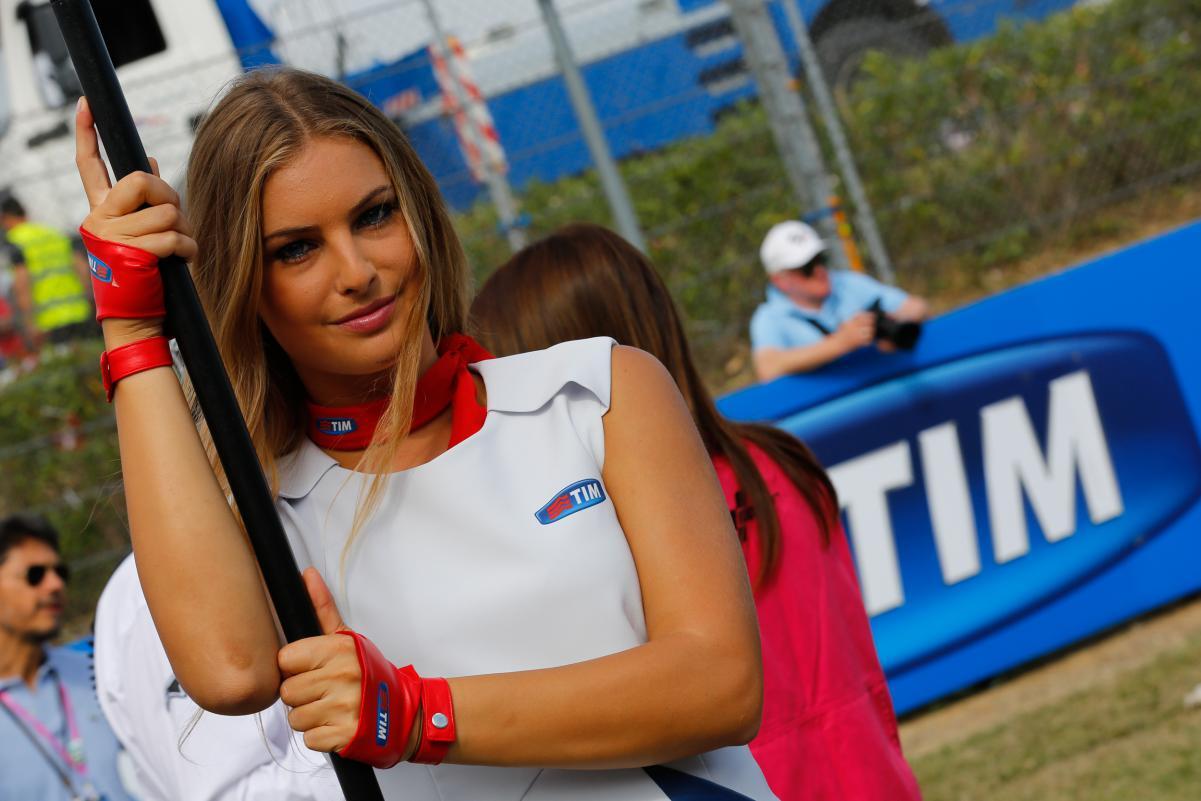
[778,0,895,282]
[420,0,527,251]
[536,0,647,253]
[726,0,847,269]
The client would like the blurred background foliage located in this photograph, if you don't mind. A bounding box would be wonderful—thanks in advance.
[460,0,1201,387]
[0,341,125,632]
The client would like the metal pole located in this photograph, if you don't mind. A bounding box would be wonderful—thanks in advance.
[420,0,527,251]
[779,0,895,281]
[50,1,385,798]
[725,0,847,270]
[536,0,646,252]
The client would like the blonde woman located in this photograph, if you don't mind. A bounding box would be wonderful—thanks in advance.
[73,68,775,800]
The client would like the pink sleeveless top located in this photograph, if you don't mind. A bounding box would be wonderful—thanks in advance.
[713,444,922,801]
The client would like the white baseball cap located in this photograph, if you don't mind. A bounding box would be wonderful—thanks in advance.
[759,220,827,274]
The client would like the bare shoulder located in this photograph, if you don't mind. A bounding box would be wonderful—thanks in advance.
[608,345,680,414]
[604,345,702,465]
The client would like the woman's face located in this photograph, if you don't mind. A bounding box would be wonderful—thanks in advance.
[259,136,427,404]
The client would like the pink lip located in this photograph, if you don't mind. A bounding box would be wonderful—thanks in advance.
[335,296,397,334]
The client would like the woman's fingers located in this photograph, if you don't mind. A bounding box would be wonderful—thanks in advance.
[127,230,198,262]
[278,632,358,678]
[279,670,328,708]
[285,693,359,737]
[116,204,192,240]
[74,98,112,208]
[303,725,351,754]
[100,171,181,218]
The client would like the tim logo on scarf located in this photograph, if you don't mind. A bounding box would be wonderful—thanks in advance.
[536,479,607,524]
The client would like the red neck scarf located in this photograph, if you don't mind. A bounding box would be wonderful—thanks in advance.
[305,333,494,451]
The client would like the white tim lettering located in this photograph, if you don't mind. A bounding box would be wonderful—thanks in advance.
[586,483,600,500]
[918,422,981,585]
[982,370,1123,564]
[828,440,913,616]
[569,488,583,503]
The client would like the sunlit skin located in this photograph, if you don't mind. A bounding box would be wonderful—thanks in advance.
[755,260,873,379]
[74,96,762,766]
[0,539,68,689]
[258,138,438,408]
[768,262,833,310]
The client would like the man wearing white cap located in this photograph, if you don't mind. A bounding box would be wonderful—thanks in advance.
[749,221,928,380]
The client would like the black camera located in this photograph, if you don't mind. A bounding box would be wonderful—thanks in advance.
[868,300,922,351]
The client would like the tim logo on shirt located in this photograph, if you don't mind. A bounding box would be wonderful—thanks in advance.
[536,479,607,524]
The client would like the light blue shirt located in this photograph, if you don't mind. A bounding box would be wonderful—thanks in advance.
[0,645,137,801]
[749,269,908,351]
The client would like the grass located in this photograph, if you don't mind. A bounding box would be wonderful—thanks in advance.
[910,622,1201,800]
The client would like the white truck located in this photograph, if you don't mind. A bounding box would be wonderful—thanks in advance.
[0,0,241,230]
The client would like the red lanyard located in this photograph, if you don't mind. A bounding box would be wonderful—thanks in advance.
[0,674,88,777]
[306,333,493,451]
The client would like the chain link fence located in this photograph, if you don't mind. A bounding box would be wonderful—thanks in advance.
[1,0,1198,620]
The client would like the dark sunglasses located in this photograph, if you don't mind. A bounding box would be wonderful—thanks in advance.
[797,256,828,277]
[25,563,69,587]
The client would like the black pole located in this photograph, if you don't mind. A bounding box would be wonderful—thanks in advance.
[49,2,384,798]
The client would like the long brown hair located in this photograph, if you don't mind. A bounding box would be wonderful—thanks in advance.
[469,223,836,587]
[184,68,468,535]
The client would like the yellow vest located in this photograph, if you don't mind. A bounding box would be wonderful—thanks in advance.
[6,222,91,331]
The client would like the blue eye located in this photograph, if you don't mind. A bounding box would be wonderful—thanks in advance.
[358,202,395,229]
[275,240,315,264]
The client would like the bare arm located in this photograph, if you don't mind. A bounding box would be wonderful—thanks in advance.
[281,347,763,768]
[75,100,281,714]
[450,346,762,766]
[893,295,930,322]
[752,310,876,381]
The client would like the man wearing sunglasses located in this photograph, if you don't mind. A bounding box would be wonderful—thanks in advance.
[750,220,929,381]
[0,514,137,801]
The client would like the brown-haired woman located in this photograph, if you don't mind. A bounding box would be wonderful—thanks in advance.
[471,223,922,801]
[73,69,778,800]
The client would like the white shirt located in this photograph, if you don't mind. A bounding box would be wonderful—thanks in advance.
[277,337,777,801]
[93,555,345,801]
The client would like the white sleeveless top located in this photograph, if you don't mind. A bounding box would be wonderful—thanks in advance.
[277,337,777,801]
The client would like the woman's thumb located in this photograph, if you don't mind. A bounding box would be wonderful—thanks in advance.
[302,567,347,635]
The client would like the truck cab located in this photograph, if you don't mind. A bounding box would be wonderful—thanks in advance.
[0,0,241,232]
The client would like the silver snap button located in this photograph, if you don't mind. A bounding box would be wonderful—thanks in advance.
[431,712,449,729]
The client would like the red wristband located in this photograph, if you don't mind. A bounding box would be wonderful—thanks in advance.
[100,337,173,402]
[337,630,422,770]
[80,227,166,322]
[335,630,458,769]
[410,677,456,765]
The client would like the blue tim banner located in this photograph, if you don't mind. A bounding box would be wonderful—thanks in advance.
[718,222,1201,713]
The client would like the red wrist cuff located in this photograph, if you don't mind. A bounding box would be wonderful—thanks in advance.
[100,336,173,402]
[337,631,422,770]
[335,630,458,769]
[410,677,456,765]
[80,227,165,321]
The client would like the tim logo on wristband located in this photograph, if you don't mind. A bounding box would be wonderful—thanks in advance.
[536,479,607,524]
[88,252,113,283]
[376,682,390,745]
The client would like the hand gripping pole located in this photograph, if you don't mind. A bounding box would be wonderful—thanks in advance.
[48,2,384,798]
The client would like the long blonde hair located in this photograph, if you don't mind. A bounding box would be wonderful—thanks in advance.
[185,68,468,525]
